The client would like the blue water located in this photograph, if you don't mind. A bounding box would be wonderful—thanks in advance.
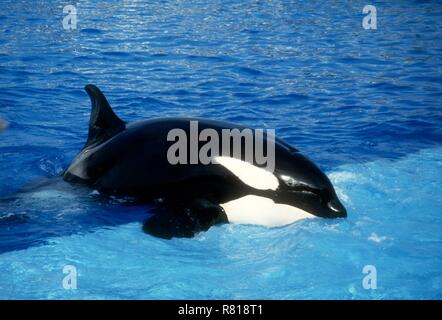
[0,0,441,299]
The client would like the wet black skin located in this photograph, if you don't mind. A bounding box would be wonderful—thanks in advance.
[63,85,347,238]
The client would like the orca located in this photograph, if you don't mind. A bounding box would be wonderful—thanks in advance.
[64,84,347,239]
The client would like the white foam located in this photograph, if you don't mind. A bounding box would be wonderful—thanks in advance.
[368,232,388,243]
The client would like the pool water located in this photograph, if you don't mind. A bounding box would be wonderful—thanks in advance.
[0,0,441,299]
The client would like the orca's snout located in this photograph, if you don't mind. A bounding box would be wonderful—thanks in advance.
[327,197,347,218]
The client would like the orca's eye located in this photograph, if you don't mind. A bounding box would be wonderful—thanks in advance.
[279,175,331,204]
[280,175,297,187]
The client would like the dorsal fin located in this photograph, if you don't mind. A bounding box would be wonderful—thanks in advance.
[84,84,125,148]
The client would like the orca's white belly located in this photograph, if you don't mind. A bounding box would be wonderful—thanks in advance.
[220,195,315,227]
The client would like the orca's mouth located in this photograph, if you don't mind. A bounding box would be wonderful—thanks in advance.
[286,186,347,218]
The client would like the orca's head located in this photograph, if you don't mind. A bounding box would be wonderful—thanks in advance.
[276,152,347,219]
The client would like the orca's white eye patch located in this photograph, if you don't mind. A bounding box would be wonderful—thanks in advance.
[213,156,279,191]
